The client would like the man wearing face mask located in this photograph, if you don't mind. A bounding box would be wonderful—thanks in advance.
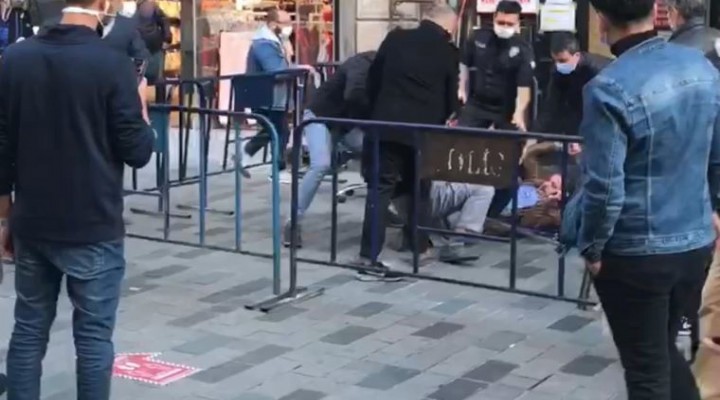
[533,32,610,138]
[136,0,170,84]
[242,8,309,183]
[571,0,720,398]
[0,0,155,396]
[458,0,534,133]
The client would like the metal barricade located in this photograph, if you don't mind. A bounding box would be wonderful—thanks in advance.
[125,105,285,297]
[253,117,592,312]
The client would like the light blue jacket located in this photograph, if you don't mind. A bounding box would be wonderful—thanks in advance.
[576,36,720,258]
[245,24,291,110]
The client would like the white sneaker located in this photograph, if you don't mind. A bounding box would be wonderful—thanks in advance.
[268,170,293,184]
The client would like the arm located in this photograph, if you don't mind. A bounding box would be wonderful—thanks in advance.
[253,41,288,72]
[343,57,371,117]
[512,46,535,130]
[533,73,561,133]
[366,30,395,109]
[445,47,460,120]
[459,37,474,101]
[156,8,172,44]
[0,57,14,219]
[108,58,155,169]
[129,23,150,61]
[577,80,628,262]
[709,96,720,212]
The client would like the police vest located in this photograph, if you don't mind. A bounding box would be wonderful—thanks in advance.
[470,30,528,112]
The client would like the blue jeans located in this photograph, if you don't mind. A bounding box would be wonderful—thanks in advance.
[6,239,126,400]
[297,109,363,219]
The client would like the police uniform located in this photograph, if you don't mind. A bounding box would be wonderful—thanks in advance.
[459,28,535,129]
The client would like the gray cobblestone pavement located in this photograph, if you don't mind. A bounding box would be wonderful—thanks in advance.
[0,140,633,399]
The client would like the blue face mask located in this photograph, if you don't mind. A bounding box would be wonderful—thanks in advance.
[556,62,576,75]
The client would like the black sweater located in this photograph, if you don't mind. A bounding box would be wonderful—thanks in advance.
[0,25,155,243]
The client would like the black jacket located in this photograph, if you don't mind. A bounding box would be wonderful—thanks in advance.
[366,21,460,145]
[308,51,376,120]
[103,15,149,61]
[136,7,171,54]
[0,25,155,243]
[534,52,611,135]
[669,17,720,64]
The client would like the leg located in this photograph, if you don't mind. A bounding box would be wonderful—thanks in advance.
[694,250,720,400]
[403,145,432,255]
[50,240,126,400]
[359,144,403,261]
[449,184,495,233]
[668,248,708,400]
[296,111,332,220]
[7,239,63,400]
[594,251,699,400]
[487,119,519,218]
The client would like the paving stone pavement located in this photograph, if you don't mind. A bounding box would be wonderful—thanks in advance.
[0,138,634,399]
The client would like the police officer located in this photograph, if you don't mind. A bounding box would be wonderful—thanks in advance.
[458,0,534,132]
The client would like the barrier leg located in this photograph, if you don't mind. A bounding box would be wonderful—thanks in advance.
[330,138,338,263]
[508,164,520,290]
[234,120,243,252]
[246,122,324,313]
[130,149,192,219]
[578,268,593,311]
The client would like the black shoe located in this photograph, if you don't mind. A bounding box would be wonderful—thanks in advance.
[283,221,302,248]
[0,373,7,396]
[437,243,481,265]
[351,257,405,282]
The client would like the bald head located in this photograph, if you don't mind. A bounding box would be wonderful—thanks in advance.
[423,3,457,35]
[266,8,291,24]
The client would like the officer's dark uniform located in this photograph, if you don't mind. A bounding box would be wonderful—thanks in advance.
[459,28,535,129]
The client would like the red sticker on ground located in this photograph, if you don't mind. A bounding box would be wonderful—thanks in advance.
[113,353,199,386]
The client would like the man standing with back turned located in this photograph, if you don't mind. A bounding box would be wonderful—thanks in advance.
[353,3,459,278]
[0,0,155,396]
[578,0,720,398]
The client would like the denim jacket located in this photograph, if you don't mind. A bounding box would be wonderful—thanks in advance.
[576,37,720,259]
[246,24,292,111]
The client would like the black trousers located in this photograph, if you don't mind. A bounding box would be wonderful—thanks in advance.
[360,142,432,261]
[244,110,291,169]
[594,247,711,400]
[457,104,517,217]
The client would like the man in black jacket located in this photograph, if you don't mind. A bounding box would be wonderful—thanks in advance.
[0,0,155,395]
[102,0,149,61]
[136,0,171,84]
[668,0,720,64]
[283,51,375,248]
[354,3,460,276]
[534,32,611,137]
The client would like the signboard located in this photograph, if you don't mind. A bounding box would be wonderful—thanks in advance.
[113,353,199,386]
[477,0,539,14]
[422,133,520,188]
[540,3,577,32]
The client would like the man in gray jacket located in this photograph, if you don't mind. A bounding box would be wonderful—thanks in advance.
[667,0,720,64]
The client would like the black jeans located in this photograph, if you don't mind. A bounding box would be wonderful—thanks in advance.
[594,246,711,400]
[360,142,431,260]
[244,110,291,170]
[457,104,517,217]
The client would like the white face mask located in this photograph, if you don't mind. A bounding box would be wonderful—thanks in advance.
[280,26,293,38]
[494,24,515,40]
[62,4,115,37]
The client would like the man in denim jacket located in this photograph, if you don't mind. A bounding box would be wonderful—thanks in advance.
[580,0,720,398]
[241,9,294,181]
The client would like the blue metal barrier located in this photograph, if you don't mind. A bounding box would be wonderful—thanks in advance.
[126,105,284,297]
[253,117,592,312]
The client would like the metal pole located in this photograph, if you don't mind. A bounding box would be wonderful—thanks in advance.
[412,133,420,274]
[330,136,339,262]
[198,107,208,247]
[509,155,520,290]
[558,142,569,298]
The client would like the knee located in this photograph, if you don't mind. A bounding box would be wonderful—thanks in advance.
[470,184,495,199]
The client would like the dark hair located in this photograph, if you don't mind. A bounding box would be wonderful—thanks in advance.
[590,0,656,25]
[666,0,706,20]
[495,0,522,15]
[550,32,580,54]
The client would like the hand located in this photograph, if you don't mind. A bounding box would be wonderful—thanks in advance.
[702,337,720,354]
[0,223,12,260]
[585,259,602,277]
[137,78,150,124]
[512,113,527,131]
[568,143,582,156]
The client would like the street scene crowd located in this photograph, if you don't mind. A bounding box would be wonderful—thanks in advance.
[0,0,719,398]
